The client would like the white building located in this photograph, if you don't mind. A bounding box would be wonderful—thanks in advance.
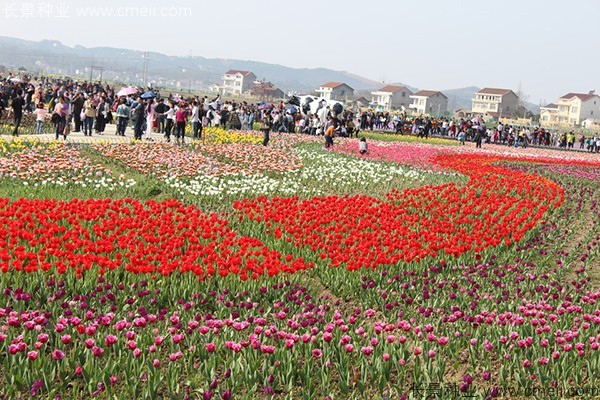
[221,70,257,96]
[471,88,519,117]
[315,82,354,101]
[409,90,448,116]
[371,85,413,111]
[540,91,600,127]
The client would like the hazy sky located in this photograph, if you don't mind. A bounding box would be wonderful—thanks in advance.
[1,0,598,103]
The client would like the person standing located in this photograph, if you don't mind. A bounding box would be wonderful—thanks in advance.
[324,117,335,150]
[164,101,174,142]
[497,122,503,143]
[220,106,229,129]
[96,97,107,135]
[10,89,25,136]
[154,98,166,133]
[578,133,585,149]
[145,98,156,138]
[260,112,271,146]
[71,92,85,132]
[115,98,130,136]
[53,96,68,140]
[33,103,48,134]
[474,121,485,149]
[83,96,97,136]
[175,103,188,144]
[191,100,201,139]
[133,97,145,140]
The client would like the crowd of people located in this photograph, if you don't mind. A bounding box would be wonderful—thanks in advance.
[354,111,600,152]
[2,73,600,153]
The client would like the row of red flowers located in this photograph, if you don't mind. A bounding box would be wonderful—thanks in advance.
[233,154,565,270]
[0,198,310,280]
[0,152,569,279]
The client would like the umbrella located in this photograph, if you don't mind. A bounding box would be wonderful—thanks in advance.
[117,86,138,97]
[258,103,273,110]
[141,90,156,99]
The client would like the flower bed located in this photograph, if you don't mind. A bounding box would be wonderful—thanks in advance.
[0,136,599,399]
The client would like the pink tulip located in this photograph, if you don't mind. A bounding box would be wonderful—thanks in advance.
[92,346,104,357]
[105,334,117,347]
[205,343,216,353]
[52,349,65,360]
[27,350,38,361]
[61,334,71,345]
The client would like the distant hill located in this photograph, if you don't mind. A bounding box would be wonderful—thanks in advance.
[0,36,539,113]
[0,36,384,93]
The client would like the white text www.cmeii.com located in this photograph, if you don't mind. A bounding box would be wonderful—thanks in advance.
[1,3,192,18]
[75,6,192,18]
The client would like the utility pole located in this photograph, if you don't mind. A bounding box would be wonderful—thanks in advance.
[142,51,150,87]
[89,65,104,82]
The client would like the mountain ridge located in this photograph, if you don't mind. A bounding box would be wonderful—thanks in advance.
[0,36,538,113]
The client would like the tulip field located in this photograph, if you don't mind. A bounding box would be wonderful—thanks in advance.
[0,130,599,399]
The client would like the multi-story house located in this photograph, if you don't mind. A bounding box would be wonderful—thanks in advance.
[409,90,448,116]
[471,88,519,117]
[540,91,600,127]
[221,70,257,96]
[371,85,413,111]
[315,82,354,101]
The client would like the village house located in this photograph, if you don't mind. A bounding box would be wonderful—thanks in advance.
[540,91,600,127]
[221,70,257,96]
[370,85,413,111]
[409,90,448,116]
[250,81,285,101]
[315,82,354,101]
[471,88,519,118]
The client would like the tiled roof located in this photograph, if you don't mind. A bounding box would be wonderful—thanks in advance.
[541,103,558,109]
[320,82,345,88]
[560,92,597,102]
[477,88,512,95]
[413,90,446,98]
[225,70,253,76]
[376,85,406,93]
[477,87,513,95]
